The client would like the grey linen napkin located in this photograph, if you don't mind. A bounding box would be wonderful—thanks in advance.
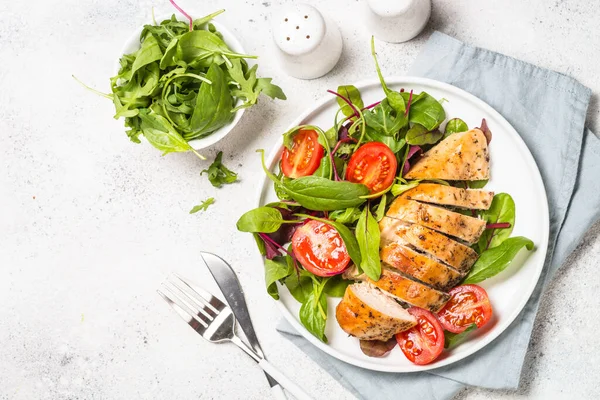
[277,32,600,399]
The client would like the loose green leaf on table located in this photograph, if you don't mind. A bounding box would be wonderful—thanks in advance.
[201,151,238,188]
[189,197,215,213]
[264,256,293,300]
[356,207,381,281]
[477,193,516,253]
[444,324,477,349]
[463,236,534,284]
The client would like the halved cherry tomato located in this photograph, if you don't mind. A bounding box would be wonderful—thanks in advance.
[281,129,324,178]
[395,307,445,365]
[436,284,493,334]
[346,142,397,193]
[291,220,350,277]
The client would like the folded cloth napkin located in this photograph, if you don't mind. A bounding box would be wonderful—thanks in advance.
[277,31,600,399]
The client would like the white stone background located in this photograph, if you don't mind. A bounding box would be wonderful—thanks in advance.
[1,0,599,399]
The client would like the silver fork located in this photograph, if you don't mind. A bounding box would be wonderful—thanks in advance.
[158,274,313,400]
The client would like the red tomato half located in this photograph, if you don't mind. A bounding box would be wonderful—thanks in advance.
[436,284,493,334]
[396,307,445,365]
[346,142,397,193]
[281,129,324,178]
[291,220,350,277]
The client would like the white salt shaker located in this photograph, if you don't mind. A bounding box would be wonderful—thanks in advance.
[363,0,431,43]
[271,4,343,80]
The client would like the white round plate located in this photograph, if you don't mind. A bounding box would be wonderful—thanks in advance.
[256,77,550,372]
[117,14,246,150]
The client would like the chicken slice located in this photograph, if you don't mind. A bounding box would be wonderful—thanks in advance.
[402,183,494,210]
[379,218,478,273]
[367,267,450,312]
[387,197,486,244]
[335,283,417,340]
[380,243,464,291]
[405,129,490,181]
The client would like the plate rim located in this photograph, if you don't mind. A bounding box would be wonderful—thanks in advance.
[255,76,550,373]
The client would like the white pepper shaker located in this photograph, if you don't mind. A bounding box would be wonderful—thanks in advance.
[363,0,431,43]
[271,4,343,80]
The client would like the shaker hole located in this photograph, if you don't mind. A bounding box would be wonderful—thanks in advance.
[304,15,308,19]
[306,35,310,39]
[296,26,299,29]
[286,37,290,41]
[284,18,288,22]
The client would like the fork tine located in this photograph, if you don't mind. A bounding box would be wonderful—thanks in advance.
[159,285,212,328]
[172,273,223,314]
[167,279,216,321]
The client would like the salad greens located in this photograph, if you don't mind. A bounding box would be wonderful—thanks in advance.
[189,197,215,214]
[79,8,285,160]
[201,151,238,188]
[236,38,535,346]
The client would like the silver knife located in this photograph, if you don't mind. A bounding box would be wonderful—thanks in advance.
[201,252,287,400]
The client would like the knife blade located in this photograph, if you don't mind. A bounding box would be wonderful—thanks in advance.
[201,252,287,399]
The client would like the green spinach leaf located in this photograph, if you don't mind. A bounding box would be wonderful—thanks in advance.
[356,207,381,280]
[405,124,444,146]
[477,193,515,253]
[282,176,370,211]
[403,92,446,131]
[444,324,477,349]
[299,285,328,342]
[468,180,489,189]
[374,195,388,222]
[444,118,468,137]
[265,256,293,300]
[464,236,534,284]
[323,275,351,297]
[138,111,193,155]
[330,207,362,224]
[201,151,238,187]
[284,270,313,303]
[236,207,284,233]
[391,180,420,197]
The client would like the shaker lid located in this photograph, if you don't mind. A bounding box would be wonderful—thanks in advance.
[271,4,325,56]
[366,0,413,17]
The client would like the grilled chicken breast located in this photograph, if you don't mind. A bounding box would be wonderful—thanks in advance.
[387,197,486,244]
[380,243,464,291]
[367,267,450,312]
[405,129,490,181]
[336,283,417,340]
[402,183,494,210]
[379,218,478,273]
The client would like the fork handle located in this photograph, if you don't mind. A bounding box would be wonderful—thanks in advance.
[258,359,313,400]
[270,384,287,400]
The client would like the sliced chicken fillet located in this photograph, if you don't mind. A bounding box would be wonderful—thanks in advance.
[380,243,464,291]
[367,267,450,312]
[405,129,490,181]
[387,197,486,244]
[379,218,478,273]
[335,283,417,340]
[402,183,494,210]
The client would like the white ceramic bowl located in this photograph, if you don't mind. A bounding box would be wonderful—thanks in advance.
[116,14,247,150]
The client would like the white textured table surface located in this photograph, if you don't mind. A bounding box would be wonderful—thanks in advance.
[1,0,599,399]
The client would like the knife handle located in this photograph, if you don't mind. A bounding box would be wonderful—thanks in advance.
[270,383,287,400]
[258,359,313,400]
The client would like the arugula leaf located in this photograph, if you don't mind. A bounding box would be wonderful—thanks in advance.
[365,127,406,153]
[363,100,406,136]
[369,37,407,117]
[236,207,284,233]
[356,207,381,280]
[264,256,293,300]
[391,180,420,197]
[337,85,364,117]
[374,195,387,222]
[201,151,238,187]
[329,207,362,224]
[444,324,477,349]
[299,284,328,342]
[405,124,444,146]
[444,118,468,137]
[228,59,286,112]
[477,193,515,253]
[463,236,534,284]
[189,197,215,213]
